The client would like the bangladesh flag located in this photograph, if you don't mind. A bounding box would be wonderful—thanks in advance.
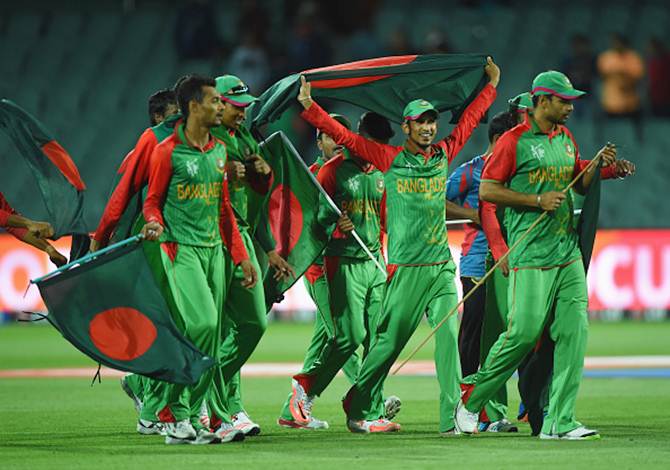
[33,237,215,384]
[247,54,490,130]
[252,131,335,308]
[0,99,88,238]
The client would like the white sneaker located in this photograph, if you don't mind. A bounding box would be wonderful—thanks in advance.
[486,419,519,433]
[215,422,246,443]
[120,375,142,414]
[198,401,210,430]
[277,416,330,429]
[540,426,600,441]
[454,399,479,434]
[137,419,165,436]
[384,396,402,420]
[232,411,261,436]
[288,379,309,425]
[346,418,401,433]
[164,419,196,444]
[190,427,220,445]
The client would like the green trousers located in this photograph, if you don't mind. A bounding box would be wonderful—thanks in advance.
[345,261,460,432]
[466,259,588,435]
[209,229,267,421]
[155,244,225,423]
[278,267,363,421]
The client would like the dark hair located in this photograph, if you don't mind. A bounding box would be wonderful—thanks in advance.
[173,74,191,91]
[176,75,216,120]
[488,111,517,143]
[358,111,394,143]
[148,89,177,126]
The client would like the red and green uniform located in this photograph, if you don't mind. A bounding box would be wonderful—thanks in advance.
[208,123,270,420]
[143,123,248,425]
[280,152,386,421]
[301,83,496,432]
[465,116,593,436]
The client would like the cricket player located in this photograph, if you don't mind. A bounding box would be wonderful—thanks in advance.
[206,74,294,436]
[142,75,256,444]
[0,192,66,266]
[455,70,634,440]
[297,57,500,434]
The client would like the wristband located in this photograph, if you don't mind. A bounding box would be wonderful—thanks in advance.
[536,194,541,207]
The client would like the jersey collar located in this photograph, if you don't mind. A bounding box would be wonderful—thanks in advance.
[176,123,217,152]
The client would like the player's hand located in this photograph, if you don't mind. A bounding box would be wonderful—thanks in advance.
[595,143,617,167]
[226,161,246,181]
[240,259,258,289]
[336,212,355,234]
[614,159,636,178]
[485,56,501,88]
[267,250,296,282]
[141,221,164,241]
[498,257,510,277]
[538,191,566,211]
[247,154,271,176]
[46,245,67,267]
[298,75,313,109]
[26,220,54,239]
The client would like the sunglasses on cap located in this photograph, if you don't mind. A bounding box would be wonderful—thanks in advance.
[226,84,249,95]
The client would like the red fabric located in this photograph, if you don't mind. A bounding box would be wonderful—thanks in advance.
[436,83,497,163]
[304,55,417,74]
[479,199,508,261]
[142,136,178,226]
[160,242,178,263]
[386,263,398,283]
[93,129,159,244]
[316,155,346,239]
[0,192,28,240]
[304,263,324,284]
[324,255,340,283]
[308,161,322,175]
[481,124,525,183]
[292,372,317,395]
[218,175,249,264]
[40,140,86,190]
[301,102,401,172]
[157,405,176,423]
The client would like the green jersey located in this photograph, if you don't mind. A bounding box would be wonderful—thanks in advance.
[316,152,384,259]
[481,117,583,268]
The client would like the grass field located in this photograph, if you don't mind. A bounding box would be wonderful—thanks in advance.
[1,321,669,469]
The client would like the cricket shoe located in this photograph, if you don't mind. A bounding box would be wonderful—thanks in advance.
[347,418,401,433]
[164,419,197,445]
[288,379,310,425]
[439,428,461,437]
[483,419,518,433]
[539,426,600,441]
[198,401,210,429]
[137,419,165,436]
[190,428,220,445]
[120,374,142,414]
[384,396,402,421]
[277,416,330,430]
[454,399,479,434]
[215,423,246,443]
[232,411,261,436]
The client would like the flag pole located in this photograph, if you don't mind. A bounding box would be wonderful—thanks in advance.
[391,153,606,375]
[31,234,144,284]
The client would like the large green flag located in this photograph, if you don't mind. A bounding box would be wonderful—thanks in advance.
[247,54,490,130]
[251,131,335,308]
[33,237,215,384]
[0,99,88,237]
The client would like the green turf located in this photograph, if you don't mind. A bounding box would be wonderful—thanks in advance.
[0,320,669,370]
[0,375,669,469]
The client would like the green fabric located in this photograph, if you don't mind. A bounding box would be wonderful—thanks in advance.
[531,70,586,98]
[159,244,225,422]
[279,275,362,421]
[160,124,227,247]
[247,54,490,129]
[318,158,384,259]
[124,373,145,401]
[384,147,451,265]
[403,99,439,121]
[35,239,215,385]
[0,99,87,237]
[215,75,257,106]
[345,261,460,432]
[502,120,581,268]
[466,260,589,435]
[507,92,533,111]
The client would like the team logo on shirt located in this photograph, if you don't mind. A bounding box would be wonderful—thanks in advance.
[376,178,384,192]
[216,157,226,174]
[348,178,360,192]
[530,144,546,161]
[186,160,199,177]
[565,143,575,158]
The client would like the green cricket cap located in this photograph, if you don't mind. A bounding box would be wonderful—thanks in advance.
[317,113,351,138]
[531,71,586,100]
[402,99,439,121]
[508,92,533,112]
[215,75,256,107]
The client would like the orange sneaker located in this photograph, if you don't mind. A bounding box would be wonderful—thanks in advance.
[347,418,401,433]
[288,379,310,425]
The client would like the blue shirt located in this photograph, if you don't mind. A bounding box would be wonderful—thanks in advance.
[446,155,488,277]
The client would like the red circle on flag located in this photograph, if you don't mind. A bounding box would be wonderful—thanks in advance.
[89,307,157,361]
[268,184,303,256]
